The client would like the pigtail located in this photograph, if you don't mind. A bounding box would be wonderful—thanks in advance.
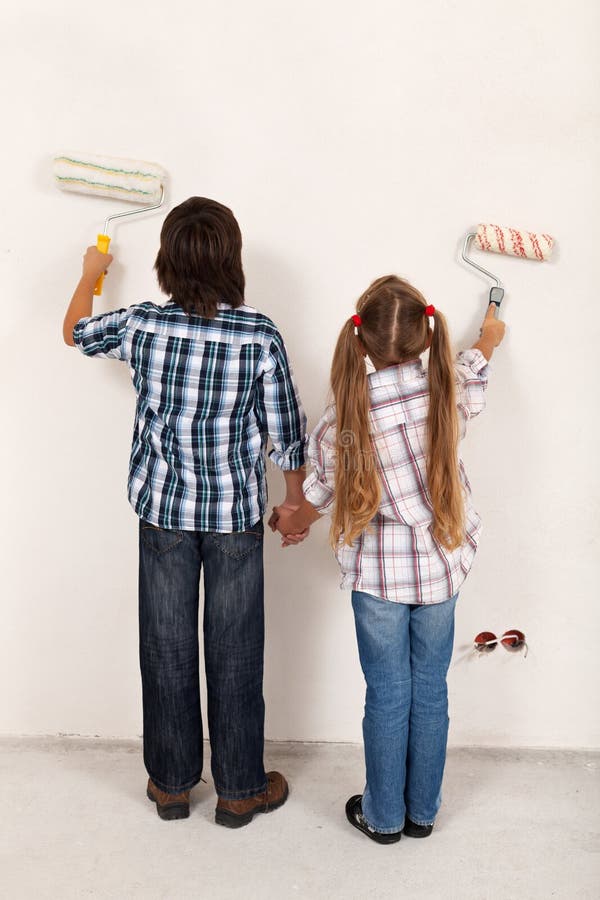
[330,319,381,547]
[426,310,465,550]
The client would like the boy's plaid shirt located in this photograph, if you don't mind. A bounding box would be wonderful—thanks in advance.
[74,301,306,532]
[303,350,489,605]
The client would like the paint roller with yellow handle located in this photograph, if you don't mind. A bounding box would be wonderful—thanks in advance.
[94,233,112,296]
[461,223,555,317]
[54,152,166,295]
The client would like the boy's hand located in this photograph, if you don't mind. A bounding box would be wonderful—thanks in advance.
[268,500,300,531]
[269,505,310,548]
[480,304,506,347]
[82,246,114,282]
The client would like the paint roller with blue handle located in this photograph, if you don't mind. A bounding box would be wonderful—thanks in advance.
[461,223,555,318]
[54,152,166,295]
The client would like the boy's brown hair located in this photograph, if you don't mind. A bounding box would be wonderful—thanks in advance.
[154,197,245,318]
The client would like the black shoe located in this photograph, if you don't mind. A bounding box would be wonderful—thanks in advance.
[403,816,434,838]
[345,795,402,844]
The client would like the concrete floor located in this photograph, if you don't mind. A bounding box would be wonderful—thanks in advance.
[1,738,598,900]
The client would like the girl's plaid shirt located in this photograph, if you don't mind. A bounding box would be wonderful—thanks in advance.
[303,350,489,605]
[73,301,306,532]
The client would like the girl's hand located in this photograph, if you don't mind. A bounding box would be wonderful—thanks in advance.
[82,246,114,281]
[281,528,310,548]
[480,304,506,347]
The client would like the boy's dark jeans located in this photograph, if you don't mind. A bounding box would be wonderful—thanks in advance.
[138,518,267,799]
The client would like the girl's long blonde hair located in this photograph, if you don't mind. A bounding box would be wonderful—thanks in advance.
[330,275,464,551]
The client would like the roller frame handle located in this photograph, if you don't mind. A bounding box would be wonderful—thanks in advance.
[488,285,504,318]
[94,234,111,296]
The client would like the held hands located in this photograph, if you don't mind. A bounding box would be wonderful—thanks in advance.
[82,246,114,282]
[268,503,310,549]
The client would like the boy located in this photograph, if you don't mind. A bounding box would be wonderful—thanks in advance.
[63,197,307,825]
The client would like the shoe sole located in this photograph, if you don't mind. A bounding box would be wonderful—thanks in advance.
[147,787,190,821]
[215,783,289,828]
[403,824,433,838]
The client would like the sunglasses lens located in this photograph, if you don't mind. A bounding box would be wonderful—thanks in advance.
[474,631,497,652]
[501,629,525,650]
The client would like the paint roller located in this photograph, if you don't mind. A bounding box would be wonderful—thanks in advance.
[54,151,166,295]
[461,223,554,317]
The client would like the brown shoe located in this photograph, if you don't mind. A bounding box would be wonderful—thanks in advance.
[215,771,289,828]
[146,778,190,820]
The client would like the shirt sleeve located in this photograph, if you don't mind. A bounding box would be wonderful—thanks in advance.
[455,348,489,423]
[256,330,307,470]
[303,411,337,515]
[72,308,132,361]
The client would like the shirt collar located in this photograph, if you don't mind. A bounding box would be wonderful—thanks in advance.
[367,359,425,388]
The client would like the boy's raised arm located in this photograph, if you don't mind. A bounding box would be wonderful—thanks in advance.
[63,246,113,345]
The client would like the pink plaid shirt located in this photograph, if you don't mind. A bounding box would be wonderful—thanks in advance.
[303,349,489,604]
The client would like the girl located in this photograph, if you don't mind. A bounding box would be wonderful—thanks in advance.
[271,275,505,844]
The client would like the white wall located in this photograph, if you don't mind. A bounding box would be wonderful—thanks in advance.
[1,0,598,748]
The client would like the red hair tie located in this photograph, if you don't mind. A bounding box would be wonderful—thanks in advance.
[351,314,362,327]
[424,305,436,317]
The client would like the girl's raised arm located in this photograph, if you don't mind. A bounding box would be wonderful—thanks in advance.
[472,304,506,360]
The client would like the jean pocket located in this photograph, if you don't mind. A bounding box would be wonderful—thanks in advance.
[207,521,264,560]
[140,523,184,555]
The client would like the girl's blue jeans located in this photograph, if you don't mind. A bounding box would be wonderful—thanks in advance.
[351,590,458,833]
[138,519,267,799]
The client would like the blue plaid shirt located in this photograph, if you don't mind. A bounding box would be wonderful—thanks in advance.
[73,301,306,532]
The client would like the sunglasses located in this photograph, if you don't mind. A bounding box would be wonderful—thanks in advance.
[473,630,528,657]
